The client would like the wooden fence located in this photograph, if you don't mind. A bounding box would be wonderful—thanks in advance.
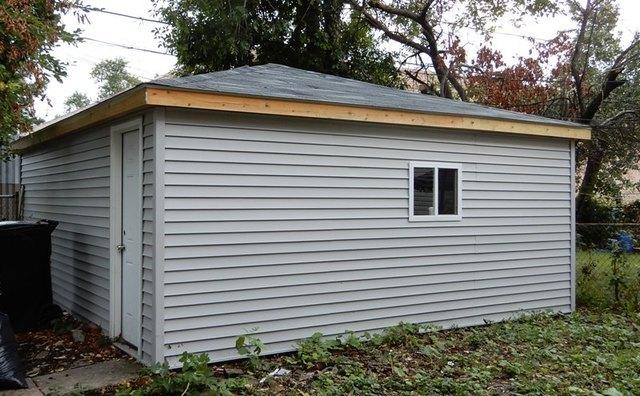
[0,183,21,220]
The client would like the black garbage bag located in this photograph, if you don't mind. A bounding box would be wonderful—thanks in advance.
[0,312,27,390]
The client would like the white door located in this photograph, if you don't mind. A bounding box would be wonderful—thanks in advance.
[120,130,142,348]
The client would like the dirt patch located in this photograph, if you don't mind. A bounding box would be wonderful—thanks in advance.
[15,313,130,377]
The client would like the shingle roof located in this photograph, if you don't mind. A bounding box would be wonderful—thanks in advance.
[150,63,584,128]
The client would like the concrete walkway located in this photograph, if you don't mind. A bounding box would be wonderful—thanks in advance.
[1,359,141,395]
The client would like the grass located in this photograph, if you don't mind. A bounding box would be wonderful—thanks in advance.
[577,249,640,312]
[116,310,640,395]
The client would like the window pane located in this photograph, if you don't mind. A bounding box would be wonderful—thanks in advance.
[413,167,435,215]
[438,168,458,215]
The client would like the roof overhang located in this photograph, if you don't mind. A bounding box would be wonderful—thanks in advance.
[12,85,591,153]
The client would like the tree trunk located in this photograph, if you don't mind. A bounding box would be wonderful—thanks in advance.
[575,144,604,222]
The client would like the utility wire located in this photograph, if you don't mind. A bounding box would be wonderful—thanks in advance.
[82,4,553,44]
[79,5,168,25]
[80,37,173,56]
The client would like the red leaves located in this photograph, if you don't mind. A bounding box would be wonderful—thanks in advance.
[464,34,578,117]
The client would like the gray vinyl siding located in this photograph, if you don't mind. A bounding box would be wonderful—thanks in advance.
[161,109,573,366]
[21,127,111,329]
[141,117,155,364]
[21,112,157,361]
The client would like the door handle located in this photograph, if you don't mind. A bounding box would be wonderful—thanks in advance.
[116,244,125,252]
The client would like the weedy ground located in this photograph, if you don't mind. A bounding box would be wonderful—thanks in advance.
[109,250,640,395]
[115,310,640,395]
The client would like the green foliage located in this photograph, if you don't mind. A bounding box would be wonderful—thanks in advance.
[51,317,75,335]
[376,321,424,347]
[62,58,140,114]
[577,248,640,312]
[90,58,141,99]
[623,200,640,223]
[295,332,343,367]
[340,331,363,349]
[117,352,240,396]
[609,239,629,305]
[235,329,265,371]
[63,91,91,112]
[152,0,402,87]
[293,312,640,394]
[0,0,84,158]
[119,311,640,395]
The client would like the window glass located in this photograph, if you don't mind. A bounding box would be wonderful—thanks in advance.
[413,167,435,216]
[438,168,458,215]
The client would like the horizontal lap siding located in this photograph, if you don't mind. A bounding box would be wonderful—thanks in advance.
[22,128,111,329]
[162,109,572,365]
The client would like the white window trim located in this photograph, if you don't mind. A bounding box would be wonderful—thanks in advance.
[409,161,463,222]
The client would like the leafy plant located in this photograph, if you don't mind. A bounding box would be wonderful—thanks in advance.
[116,352,235,396]
[295,332,343,367]
[610,239,628,305]
[0,0,85,158]
[51,317,75,335]
[235,329,265,371]
[152,0,402,87]
[340,331,363,350]
[377,322,423,347]
[117,312,640,395]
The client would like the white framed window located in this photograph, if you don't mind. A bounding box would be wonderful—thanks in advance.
[409,161,462,222]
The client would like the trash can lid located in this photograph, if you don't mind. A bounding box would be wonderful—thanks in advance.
[0,220,58,233]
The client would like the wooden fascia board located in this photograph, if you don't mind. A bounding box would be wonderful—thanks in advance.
[12,86,149,153]
[146,87,592,140]
[12,85,591,152]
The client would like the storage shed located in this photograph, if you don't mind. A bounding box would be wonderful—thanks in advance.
[12,64,591,366]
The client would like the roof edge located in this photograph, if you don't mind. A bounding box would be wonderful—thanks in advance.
[12,85,590,152]
[12,86,149,153]
[146,87,591,140]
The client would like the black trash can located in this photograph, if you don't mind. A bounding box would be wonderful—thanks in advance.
[0,220,61,332]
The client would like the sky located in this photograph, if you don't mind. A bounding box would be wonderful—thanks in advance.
[34,0,640,121]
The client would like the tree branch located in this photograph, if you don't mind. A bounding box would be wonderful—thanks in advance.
[347,0,431,55]
[351,0,470,100]
[579,39,640,123]
[596,110,640,127]
[367,0,420,21]
[403,69,437,95]
[570,0,590,114]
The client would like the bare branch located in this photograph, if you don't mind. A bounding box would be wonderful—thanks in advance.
[367,0,420,21]
[350,0,471,100]
[347,0,430,55]
[580,38,640,123]
[596,110,640,127]
[447,68,468,101]
[403,69,437,95]
[570,0,591,113]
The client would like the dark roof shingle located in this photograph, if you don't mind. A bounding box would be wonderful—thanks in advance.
[150,63,583,128]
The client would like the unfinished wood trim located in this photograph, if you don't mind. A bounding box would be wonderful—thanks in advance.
[13,85,591,152]
[146,87,592,140]
[12,87,148,152]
